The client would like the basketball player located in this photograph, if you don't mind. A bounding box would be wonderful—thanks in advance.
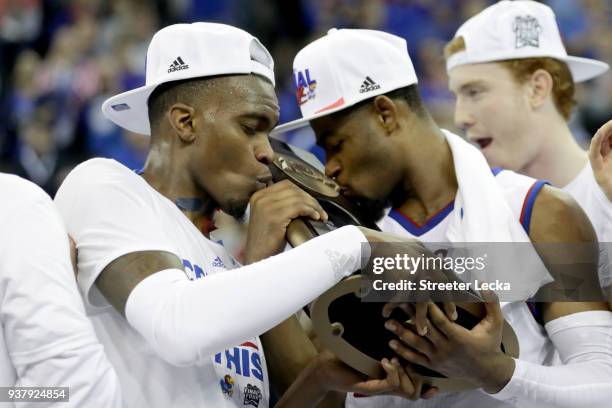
[272,27,612,407]
[0,173,122,407]
[54,23,436,407]
[444,0,611,293]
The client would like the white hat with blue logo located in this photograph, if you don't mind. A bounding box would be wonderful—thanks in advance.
[446,0,608,82]
[102,22,275,135]
[272,28,418,134]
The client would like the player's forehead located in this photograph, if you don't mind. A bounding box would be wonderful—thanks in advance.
[221,75,279,120]
[228,75,277,104]
[312,104,367,145]
[448,63,508,92]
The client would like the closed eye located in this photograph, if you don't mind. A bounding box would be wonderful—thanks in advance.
[331,140,344,153]
[241,124,257,136]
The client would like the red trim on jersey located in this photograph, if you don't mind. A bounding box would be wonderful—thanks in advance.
[240,341,259,350]
[394,199,454,228]
[519,183,536,224]
[519,180,548,234]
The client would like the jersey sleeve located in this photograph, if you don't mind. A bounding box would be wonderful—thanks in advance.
[494,169,549,234]
[0,181,122,406]
[54,159,178,308]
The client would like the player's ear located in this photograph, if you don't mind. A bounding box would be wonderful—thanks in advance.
[168,103,197,143]
[372,95,399,136]
[527,69,553,112]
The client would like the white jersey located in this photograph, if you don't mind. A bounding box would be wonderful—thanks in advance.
[54,159,269,408]
[349,169,556,408]
[563,164,612,288]
[0,173,121,407]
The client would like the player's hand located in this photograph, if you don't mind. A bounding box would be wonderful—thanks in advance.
[382,301,457,338]
[313,351,438,400]
[589,119,612,202]
[384,291,515,394]
[357,227,459,335]
[244,180,327,263]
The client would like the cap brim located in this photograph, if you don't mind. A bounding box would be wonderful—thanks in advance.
[563,55,609,83]
[271,98,351,136]
[101,83,159,136]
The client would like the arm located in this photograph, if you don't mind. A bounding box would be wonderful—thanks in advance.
[385,186,612,407]
[260,316,318,396]
[275,353,434,407]
[260,316,349,407]
[529,185,609,305]
[486,189,612,407]
[1,187,121,407]
[491,309,612,408]
[101,225,366,366]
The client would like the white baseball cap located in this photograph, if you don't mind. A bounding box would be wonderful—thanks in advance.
[446,0,609,82]
[272,28,418,134]
[102,22,275,135]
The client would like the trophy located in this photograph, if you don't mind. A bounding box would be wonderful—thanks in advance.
[268,137,519,392]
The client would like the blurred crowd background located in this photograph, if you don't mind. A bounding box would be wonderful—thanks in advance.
[0,0,610,195]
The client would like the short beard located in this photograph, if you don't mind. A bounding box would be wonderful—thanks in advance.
[223,198,249,221]
[351,184,405,222]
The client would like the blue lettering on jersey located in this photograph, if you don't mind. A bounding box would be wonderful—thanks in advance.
[212,256,225,268]
[214,346,263,381]
[182,257,264,382]
[225,347,242,375]
[241,349,250,376]
[251,352,263,381]
[183,259,207,280]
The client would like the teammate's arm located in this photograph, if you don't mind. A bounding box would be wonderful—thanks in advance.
[488,185,612,407]
[94,225,366,367]
[260,317,320,397]
[2,186,121,407]
[529,185,611,309]
[275,352,433,407]
[383,186,612,407]
[96,250,183,315]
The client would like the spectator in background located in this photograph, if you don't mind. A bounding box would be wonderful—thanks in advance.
[14,115,59,194]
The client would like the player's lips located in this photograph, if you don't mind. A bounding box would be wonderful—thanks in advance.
[340,186,357,197]
[255,173,273,190]
[473,137,493,149]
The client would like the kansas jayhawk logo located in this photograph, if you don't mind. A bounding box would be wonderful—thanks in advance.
[512,15,542,48]
[295,69,317,106]
[220,374,235,397]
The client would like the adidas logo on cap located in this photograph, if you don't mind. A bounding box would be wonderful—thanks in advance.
[168,56,189,73]
[359,76,380,93]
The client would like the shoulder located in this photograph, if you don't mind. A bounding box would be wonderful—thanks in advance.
[57,158,138,193]
[565,165,612,223]
[492,169,549,233]
[0,172,51,204]
[530,184,595,242]
[492,168,539,190]
[0,173,55,224]
[55,158,149,211]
